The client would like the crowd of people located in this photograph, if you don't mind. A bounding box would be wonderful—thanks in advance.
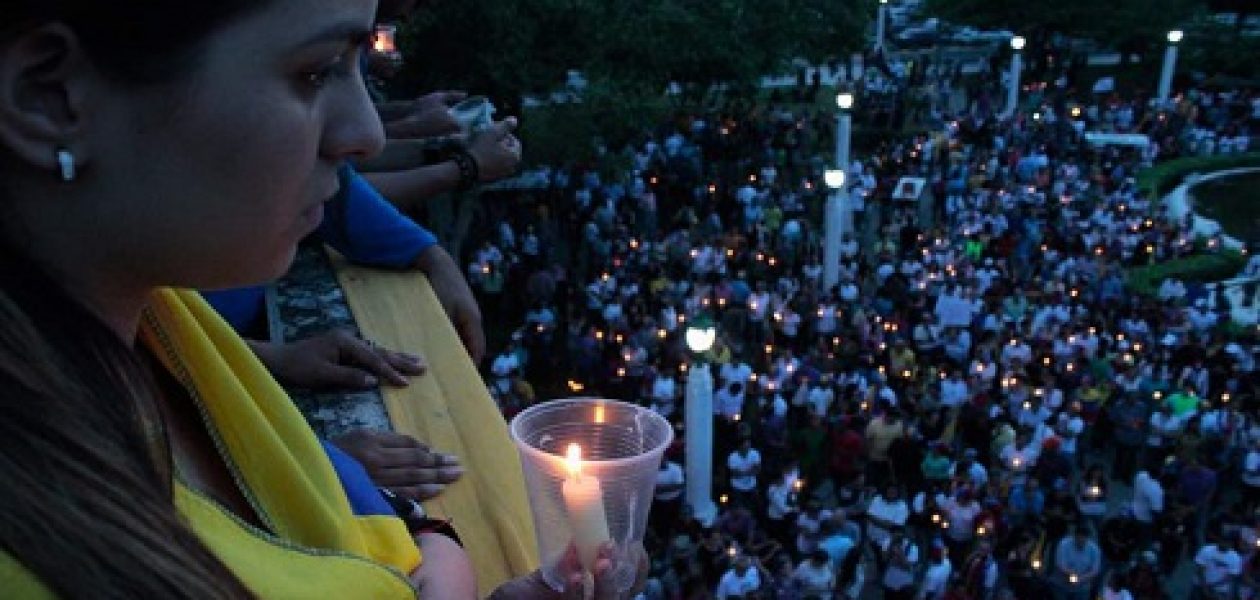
[472,46,1260,599]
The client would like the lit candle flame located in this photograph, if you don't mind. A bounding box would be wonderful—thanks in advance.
[566,443,584,480]
[594,405,605,424]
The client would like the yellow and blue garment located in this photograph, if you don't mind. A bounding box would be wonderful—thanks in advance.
[0,288,423,598]
[146,288,422,598]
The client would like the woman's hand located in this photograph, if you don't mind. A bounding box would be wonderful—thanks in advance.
[414,245,485,363]
[329,429,462,501]
[488,542,649,600]
[248,330,425,390]
[466,117,522,184]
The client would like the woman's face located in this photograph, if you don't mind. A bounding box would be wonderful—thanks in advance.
[79,0,383,291]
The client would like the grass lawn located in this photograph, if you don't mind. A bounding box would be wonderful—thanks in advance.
[1193,169,1260,245]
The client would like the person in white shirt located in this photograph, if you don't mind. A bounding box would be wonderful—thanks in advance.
[878,529,919,599]
[796,503,833,555]
[1194,536,1242,598]
[918,547,952,599]
[715,556,761,599]
[727,438,761,506]
[792,552,835,598]
[652,459,684,535]
[866,485,909,549]
[807,380,835,419]
[720,361,753,390]
[939,371,969,408]
[650,373,678,418]
[766,468,799,538]
[1131,471,1164,526]
[714,381,745,420]
[1244,439,1260,507]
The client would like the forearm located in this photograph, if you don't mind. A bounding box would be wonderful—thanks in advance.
[243,339,281,371]
[376,100,414,122]
[363,162,462,213]
[352,138,438,173]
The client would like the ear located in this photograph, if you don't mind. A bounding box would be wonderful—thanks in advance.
[0,22,94,173]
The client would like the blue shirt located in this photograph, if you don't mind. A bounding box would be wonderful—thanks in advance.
[203,164,436,332]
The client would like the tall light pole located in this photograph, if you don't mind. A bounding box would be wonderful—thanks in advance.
[683,320,717,527]
[1157,30,1183,108]
[875,0,889,52]
[823,92,854,291]
[1004,36,1025,119]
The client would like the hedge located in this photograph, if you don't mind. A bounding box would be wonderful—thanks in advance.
[1136,152,1260,200]
[1125,153,1260,298]
[1126,252,1249,298]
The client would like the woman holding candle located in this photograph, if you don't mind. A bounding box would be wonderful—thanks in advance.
[0,2,640,597]
[1076,465,1109,530]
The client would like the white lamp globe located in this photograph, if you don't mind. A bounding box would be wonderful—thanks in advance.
[1167,30,1183,44]
[685,327,716,354]
[824,169,846,189]
[836,92,855,110]
[1010,36,1026,51]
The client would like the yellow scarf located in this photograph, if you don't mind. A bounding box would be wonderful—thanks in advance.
[142,288,420,598]
[1,288,420,598]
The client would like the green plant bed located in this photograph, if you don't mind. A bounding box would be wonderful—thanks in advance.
[1126,252,1248,298]
[1192,170,1260,245]
[1136,153,1260,199]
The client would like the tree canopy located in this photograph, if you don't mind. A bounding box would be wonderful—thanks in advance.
[391,0,872,104]
[920,0,1205,47]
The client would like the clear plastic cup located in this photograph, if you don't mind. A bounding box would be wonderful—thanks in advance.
[448,95,495,135]
[510,398,672,593]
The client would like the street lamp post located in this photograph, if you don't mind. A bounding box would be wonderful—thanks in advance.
[1004,36,1025,119]
[1157,30,1183,108]
[875,0,889,52]
[683,320,717,527]
[824,92,854,291]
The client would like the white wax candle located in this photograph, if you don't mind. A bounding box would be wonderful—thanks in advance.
[562,443,611,572]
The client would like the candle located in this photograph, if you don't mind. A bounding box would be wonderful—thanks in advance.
[371,24,398,55]
[562,443,611,572]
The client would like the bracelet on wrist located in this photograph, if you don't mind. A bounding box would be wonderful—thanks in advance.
[449,149,480,191]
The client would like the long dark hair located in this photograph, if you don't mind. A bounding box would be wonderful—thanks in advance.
[0,2,271,597]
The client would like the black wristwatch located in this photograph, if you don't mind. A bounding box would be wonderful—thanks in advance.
[379,488,463,546]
